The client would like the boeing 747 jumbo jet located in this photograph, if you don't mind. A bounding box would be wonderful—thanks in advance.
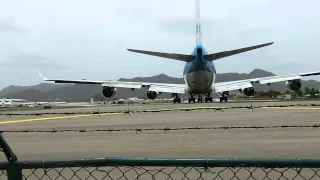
[39,0,320,103]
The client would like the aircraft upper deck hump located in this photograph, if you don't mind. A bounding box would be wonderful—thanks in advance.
[196,0,202,45]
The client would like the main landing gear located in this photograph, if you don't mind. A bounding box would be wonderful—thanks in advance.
[197,95,203,103]
[188,94,213,103]
[172,93,181,103]
[205,94,213,103]
[188,95,196,103]
[219,92,229,102]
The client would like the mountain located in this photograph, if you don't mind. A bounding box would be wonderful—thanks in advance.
[119,73,184,84]
[0,83,69,97]
[1,69,320,102]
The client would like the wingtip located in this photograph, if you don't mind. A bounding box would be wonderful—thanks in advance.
[38,72,48,81]
[260,42,274,47]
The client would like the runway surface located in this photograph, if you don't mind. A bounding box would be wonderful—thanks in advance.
[0,100,320,161]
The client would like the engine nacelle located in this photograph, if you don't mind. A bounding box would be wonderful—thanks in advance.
[241,87,255,96]
[146,91,159,100]
[285,79,301,91]
[102,86,117,98]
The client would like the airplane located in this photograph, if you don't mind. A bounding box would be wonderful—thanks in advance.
[38,0,320,103]
[0,98,30,107]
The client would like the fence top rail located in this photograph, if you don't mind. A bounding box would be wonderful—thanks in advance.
[1,158,320,169]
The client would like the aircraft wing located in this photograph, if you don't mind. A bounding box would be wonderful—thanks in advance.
[214,71,320,93]
[38,73,186,94]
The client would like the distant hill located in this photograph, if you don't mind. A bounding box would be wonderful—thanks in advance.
[119,73,184,84]
[1,69,320,102]
[0,83,69,97]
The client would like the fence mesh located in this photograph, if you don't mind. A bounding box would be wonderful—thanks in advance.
[17,166,320,180]
[0,170,6,180]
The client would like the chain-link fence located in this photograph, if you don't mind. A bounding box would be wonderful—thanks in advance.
[0,170,7,180]
[0,158,317,180]
[18,165,320,180]
[2,133,320,180]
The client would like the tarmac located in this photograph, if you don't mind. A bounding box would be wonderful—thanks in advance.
[0,100,320,161]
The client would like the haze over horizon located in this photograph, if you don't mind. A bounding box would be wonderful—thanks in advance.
[1,0,320,89]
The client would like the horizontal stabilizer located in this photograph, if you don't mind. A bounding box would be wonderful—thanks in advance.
[300,71,320,77]
[204,42,274,61]
[127,49,194,62]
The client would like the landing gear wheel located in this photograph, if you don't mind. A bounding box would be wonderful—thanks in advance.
[173,98,181,103]
[204,93,213,103]
[220,97,228,102]
[205,97,213,103]
[197,97,203,103]
[188,97,196,103]
[220,92,229,103]
[172,93,181,104]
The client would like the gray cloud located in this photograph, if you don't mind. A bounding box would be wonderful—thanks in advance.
[0,0,320,89]
[0,53,66,69]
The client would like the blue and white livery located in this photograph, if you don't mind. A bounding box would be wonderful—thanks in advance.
[38,0,320,103]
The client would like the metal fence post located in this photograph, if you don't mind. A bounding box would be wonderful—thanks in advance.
[7,164,22,180]
[0,132,22,180]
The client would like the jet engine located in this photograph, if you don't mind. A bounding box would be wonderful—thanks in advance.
[102,86,117,98]
[146,91,159,100]
[241,87,255,96]
[285,79,301,91]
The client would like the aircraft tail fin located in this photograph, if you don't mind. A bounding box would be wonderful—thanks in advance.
[204,42,274,61]
[127,49,194,62]
[195,0,202,45]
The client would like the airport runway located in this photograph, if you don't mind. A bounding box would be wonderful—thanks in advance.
[0,100,320,161]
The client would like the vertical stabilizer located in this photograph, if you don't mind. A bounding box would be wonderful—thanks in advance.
[196,0,202,45]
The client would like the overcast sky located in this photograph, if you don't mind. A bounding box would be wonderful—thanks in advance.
[0,0,320,89]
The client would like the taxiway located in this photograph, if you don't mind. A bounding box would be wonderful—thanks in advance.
[0,101,319,161]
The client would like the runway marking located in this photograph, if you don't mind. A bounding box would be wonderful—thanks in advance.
[0,113,121,125]
[0,106,228,124]
[262,107,320,110]
[5,105,317,125]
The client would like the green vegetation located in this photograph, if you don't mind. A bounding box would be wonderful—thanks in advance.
[255,90,282,98]
[246,86,320,100]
